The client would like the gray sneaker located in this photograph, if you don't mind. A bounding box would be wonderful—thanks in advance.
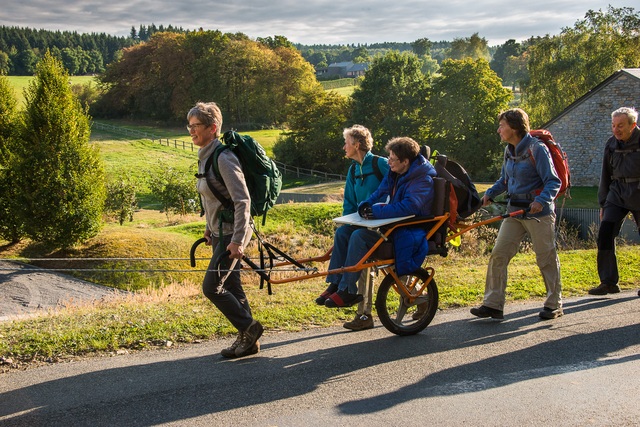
[343,313,374,331]
[235,320,264,357]
[539,307,563,320]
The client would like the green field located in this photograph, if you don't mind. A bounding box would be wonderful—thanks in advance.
[7,75,98,107]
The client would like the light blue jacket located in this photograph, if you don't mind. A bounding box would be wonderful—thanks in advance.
[485,133,561,217]
[343,151,390,215]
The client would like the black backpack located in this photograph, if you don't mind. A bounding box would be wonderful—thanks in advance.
[420,145,482,222]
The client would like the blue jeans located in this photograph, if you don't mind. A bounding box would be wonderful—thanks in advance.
[326,225,381,294]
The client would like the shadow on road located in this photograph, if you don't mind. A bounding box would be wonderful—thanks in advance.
[1,296,638,425]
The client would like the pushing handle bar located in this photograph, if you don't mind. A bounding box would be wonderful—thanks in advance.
[190,238,208,267]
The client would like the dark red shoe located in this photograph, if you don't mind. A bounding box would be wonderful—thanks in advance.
[324,289,363,308]
[315,283,338,305]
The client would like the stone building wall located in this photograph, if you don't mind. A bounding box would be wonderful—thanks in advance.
[544,71,640,186]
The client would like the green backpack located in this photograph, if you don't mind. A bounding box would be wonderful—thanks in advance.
[202,130,282,225]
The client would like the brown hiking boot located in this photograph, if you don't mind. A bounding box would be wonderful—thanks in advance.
[412,302,428,320]
[539,307,564,320]
[470,305,504,320]
[220,332,260,358]
[235,320,264,357]
[343,313,374,331]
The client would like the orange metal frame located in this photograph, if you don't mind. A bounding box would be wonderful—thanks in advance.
[245,208,526,288]
[250,213,450,285]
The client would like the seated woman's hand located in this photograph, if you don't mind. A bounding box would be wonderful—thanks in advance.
[358,202,374,219]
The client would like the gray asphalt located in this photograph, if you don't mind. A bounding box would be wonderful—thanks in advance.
[1,291,639,427]
[0,260,119,322]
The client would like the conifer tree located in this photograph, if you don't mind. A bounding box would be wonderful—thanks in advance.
[13,51,105,247]
[0,74,25,242]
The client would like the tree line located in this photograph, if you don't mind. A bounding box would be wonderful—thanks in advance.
[0,25,133,76]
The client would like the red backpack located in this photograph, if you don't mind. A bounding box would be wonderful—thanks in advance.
[506,129,571,199]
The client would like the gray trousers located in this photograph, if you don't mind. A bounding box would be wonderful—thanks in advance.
[202,234,253,332]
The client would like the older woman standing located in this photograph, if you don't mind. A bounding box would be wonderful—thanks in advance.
[190,101,263,358]
[318,125,389,330]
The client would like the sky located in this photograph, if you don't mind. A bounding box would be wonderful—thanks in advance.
[0,1,635,46]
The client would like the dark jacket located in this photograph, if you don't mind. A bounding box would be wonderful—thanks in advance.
[362,154,437,275]
[598,126,640,210]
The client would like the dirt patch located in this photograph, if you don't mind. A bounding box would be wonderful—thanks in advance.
[0,260,120,321]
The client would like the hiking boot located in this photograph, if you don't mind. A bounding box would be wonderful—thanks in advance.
[315,283,338,305]
[235,320,264,357]
[343,313,374,331]
[325,289,363,308]
[588,283,621,295]
[470,305,504,320]
[539,307,564,320]
[412,302,428,320]
[220,332,243,358]
[220,332,260,358]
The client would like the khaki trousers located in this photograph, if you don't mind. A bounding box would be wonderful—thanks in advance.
[356,268,375,315]
[483,213,562,311]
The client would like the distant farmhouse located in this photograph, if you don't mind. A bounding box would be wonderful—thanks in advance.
[316,61,369,79]
[544,68,640,186]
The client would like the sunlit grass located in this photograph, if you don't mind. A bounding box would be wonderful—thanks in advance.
[7,75,97,107]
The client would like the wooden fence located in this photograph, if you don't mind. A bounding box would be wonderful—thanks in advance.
[92,121,345,182]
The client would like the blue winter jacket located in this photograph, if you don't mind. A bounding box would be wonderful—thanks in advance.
[485,133,561,217]
[361,154,437,275]
[343,151,390,215]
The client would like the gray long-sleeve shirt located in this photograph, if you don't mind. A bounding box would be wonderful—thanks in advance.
[196,139,252,246]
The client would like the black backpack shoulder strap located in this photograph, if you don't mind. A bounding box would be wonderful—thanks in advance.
[350,155,383,185]
[200,149,232,210]
[348,162,356,186]
[371,155,383,182]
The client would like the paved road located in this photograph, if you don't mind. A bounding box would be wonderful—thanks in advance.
[1,291,639,426]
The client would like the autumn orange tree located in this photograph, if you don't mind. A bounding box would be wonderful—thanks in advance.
[95,30,320,127]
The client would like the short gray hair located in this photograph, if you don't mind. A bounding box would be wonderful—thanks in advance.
[187,102,223,138]
[612,107,638,125]
[343,125,373,152]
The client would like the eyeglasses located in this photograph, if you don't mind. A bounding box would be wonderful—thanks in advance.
[186,123,206,131]
[388,155,400,163]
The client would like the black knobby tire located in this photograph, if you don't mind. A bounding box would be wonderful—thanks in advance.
[375,268,439,336]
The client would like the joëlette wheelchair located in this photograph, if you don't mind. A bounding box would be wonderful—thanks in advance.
[190,168,527,336]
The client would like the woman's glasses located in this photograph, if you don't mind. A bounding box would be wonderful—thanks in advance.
[186,123,206,131]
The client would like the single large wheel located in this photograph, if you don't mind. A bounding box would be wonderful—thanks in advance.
[375,268,439,336]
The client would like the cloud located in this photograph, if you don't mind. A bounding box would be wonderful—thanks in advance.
[0,0,631,45]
